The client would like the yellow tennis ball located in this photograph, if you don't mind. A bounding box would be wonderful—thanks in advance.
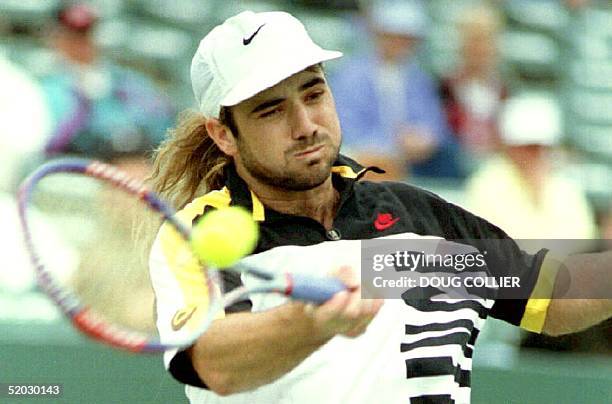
[190,206,259,268]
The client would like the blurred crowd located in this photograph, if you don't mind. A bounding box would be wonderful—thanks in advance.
[0,0,610,350]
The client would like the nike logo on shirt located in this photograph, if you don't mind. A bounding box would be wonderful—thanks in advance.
[374,213,400,231]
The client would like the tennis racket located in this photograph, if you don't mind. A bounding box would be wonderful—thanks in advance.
[17,158,345,353]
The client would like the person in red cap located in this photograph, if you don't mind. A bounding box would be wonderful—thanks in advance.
[40,2,175,165]
[52,3,99,64]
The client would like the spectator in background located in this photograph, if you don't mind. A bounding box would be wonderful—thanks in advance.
[467,93,607,355]
[331,0,466,180]
[0,54,52,294]
[41,3,174,168]
[465,94,597,242]
[440,5,508,157]
[0,55,51,192]
[565,0,591,10]
[34,3,175,322]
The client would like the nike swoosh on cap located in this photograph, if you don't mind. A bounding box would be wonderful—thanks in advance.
[243,24,265,45]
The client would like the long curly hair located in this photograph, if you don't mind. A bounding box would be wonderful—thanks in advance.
[147,108,237,210]
[136,108,236,263]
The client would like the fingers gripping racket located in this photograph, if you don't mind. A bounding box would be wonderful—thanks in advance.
[17,158,345,353]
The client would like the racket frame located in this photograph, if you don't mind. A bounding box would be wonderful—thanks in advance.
[17,158,346,353]
[17,158,223,352]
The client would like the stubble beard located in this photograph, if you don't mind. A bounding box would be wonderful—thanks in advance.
[237,135,340,192]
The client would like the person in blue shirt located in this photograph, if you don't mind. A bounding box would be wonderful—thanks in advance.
[331,0,466,180]
[41,3,175,161]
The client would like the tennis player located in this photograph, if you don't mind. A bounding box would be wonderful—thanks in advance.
[147,10,612,403]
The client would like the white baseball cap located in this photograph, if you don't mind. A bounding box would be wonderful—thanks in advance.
[190,11,343,119]
[500,94,562,146]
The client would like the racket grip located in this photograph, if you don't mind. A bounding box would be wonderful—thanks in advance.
[288,274,347,304]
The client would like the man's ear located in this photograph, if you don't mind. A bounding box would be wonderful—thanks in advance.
[206,118,237,156]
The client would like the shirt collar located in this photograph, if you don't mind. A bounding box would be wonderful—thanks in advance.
[224,154,370,222]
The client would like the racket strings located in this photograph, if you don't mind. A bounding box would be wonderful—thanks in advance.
[30,172,159,334]
[20,160,228,352]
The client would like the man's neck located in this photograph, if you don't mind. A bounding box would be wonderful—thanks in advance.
[240,172,339,230]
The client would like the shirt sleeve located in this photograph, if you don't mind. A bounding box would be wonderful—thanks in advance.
[407,186,563,334]
[149,222,224,387]
[148,191,254,388]
[486,247,561,333]
[451,215,563,334]
[491,250,563,333]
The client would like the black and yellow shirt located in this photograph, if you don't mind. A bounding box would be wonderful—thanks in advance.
[150,154,560,404]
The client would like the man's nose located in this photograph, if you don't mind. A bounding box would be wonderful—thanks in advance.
[290,103,317,140]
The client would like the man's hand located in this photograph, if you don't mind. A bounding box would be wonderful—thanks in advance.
[189,266,383,395]
[304,266,384,339]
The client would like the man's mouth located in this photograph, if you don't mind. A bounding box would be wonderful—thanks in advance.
[294,144,324,158]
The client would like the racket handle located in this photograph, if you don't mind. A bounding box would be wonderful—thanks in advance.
[288,274,347,304]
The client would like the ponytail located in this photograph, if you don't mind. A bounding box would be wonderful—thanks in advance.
[137,109,234,267]
[147,109,231,210]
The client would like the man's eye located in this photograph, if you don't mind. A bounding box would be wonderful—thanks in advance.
[306,91,324,101]
[260,108,280,118]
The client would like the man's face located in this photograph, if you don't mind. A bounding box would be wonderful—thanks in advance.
[228,67,341,191]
